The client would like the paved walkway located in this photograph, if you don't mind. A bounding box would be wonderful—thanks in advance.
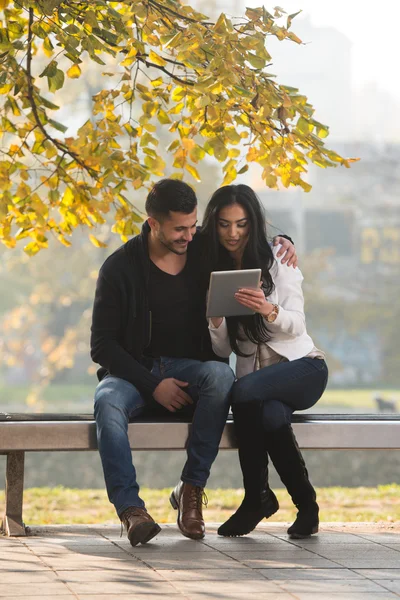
[1,523,400,599]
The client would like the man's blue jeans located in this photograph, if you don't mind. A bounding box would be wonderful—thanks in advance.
[94,358,235,517]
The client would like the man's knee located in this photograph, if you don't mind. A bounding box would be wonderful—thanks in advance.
[201,361,235,388]
[94,376,143,420]
[262,399,292,432]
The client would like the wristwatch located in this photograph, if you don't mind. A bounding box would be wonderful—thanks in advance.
[266,304,279,323]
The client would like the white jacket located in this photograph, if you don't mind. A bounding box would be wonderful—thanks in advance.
[209,245,323,378]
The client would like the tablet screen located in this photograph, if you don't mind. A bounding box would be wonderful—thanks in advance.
[206,269,262,318]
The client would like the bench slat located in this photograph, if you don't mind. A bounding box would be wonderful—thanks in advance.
[1,420,400,451]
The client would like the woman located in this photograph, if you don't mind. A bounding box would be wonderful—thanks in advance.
[202,184,328,539]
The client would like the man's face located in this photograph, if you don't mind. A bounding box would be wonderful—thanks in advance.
[149,209,198,255]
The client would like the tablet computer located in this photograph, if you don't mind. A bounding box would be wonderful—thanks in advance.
[206,269,262,318]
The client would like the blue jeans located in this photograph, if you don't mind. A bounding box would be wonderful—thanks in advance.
[231,357,328,431]
[94,358,235,517]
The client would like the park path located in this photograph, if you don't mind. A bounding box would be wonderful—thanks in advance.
[1,522,400,599]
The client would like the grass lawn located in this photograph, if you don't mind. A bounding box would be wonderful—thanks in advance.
[2,485,399,526]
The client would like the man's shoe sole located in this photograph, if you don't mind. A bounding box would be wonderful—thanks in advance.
[128,521,161,546]
[169,491,205,540]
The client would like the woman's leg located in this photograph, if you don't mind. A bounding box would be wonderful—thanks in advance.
[231,357,328,538]
[217,400,279,537]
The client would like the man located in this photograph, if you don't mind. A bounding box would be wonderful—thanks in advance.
[91,179,296,546]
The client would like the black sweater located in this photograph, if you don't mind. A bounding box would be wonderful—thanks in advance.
[90,223,222,403]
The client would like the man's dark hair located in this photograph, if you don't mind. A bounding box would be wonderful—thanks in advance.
[145,179,197,221]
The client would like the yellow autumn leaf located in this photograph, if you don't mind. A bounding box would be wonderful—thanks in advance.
[185,163,201,181]
[157,109,171,124]
[149,50,167,67]
[66,64,81,79]
[89,234,107,248]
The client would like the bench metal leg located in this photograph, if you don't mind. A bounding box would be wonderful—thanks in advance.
[1,451,26,536]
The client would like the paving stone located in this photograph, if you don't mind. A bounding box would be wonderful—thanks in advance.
[0,597,75,600]
[55,568,164,583]
[356,533,400,542]
[39,557,144,571]
[334,559,400,569]
[189,594,294,600]
[139,553,238,570]
[169,578,282,594]
[75,596,187,600]
[354,569,400,579]
[378,543,400,552]
[240,557,340,569]
[272,533,374,544]
[43,548,137,559]
[279,579,389,593]
[374,580,400,593]
[0,571,59,583]
[203,541,290,552]
[0,561,50,572]
[292,592,399,600]
[306,545,400,560]
[0,541,23,548]
[260,568,365,580]
[66,581,179,595]
[222,548,319,559]
[160,568,266,581]
[0,582,72,596]
[0,551,43,563]
[125,542,211,554]
[289,594,399,600]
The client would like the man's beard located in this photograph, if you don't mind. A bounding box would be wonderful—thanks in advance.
[159,233,188,255]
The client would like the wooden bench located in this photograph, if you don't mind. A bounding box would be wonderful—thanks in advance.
[1,412,400,537]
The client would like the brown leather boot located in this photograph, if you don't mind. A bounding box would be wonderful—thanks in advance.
[169,481,206,540]
[120,507,161,546]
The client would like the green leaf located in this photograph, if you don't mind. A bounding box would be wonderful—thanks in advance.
[48,69,65,93]
[48,119,68,133]
[297,117,312,134]
[38,95,60,110]
[39,61,58,78]
[247,53,265,70]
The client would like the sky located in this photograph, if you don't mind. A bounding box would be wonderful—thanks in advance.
[246,0,400,100]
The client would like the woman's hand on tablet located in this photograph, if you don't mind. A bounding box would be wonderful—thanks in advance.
[235,287,274,317]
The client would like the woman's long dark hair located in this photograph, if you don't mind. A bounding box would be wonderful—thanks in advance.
[201,184,275,357]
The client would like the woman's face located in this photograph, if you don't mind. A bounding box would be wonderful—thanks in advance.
[217,203,250,255]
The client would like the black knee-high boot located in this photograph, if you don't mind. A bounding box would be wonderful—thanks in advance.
[266,424,319,538]
[218,402,279,537]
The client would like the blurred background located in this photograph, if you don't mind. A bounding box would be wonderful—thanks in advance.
[1,0,399,491]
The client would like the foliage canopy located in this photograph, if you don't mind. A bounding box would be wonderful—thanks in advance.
[0,0,355,253]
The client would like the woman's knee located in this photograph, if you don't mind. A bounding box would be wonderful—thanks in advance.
[262,399,292,432]
[231,376,257,406]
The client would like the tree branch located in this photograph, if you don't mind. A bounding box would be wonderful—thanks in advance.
[146,0,213,26]
[136,55,195,86]
[26,8,97,178]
